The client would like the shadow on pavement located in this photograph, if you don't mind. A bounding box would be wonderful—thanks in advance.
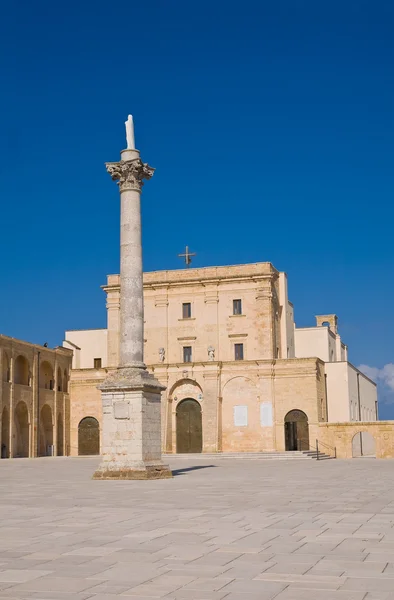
[172,464,217,476]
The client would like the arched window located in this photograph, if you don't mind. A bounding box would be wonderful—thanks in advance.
[321,321,330,328]
[63,369,68,393]
[2,352,10,383]
[39,361,54,390]
[57,367,62,392]
[14,355,30,386]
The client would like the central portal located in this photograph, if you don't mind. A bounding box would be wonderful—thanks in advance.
[176,399,202,453]
[284,409,309,451]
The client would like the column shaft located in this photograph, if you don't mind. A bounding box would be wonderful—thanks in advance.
[120,188,144,368]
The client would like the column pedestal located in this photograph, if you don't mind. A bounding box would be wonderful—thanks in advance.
[93,368,172,480]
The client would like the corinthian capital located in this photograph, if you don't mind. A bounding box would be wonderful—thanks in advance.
[105,158,155,192]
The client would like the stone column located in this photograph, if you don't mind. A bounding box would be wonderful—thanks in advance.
[93,123,171,480]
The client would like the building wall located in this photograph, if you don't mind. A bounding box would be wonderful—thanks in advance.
[64,262,377,456]
[325,362,350,422]
[64,329,107,369]
[324,362,377,423]
[318,421,394,459]
[295,327,337,362]
[68,370,103,457]
[0,336,72,459]
[68,358,325,456]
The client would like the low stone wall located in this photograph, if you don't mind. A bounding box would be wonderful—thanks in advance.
[318,421,394,459]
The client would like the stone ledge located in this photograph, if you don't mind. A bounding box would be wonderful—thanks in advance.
[92,465,172,480]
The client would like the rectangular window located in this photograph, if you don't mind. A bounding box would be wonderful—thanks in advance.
[183,346,192,363]
[94,358,102,369]
[234,343,244,360]
[233,299,242,315]
[182,302,192,319]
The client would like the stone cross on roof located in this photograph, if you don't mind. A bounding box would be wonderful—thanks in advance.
[178,246,196,268]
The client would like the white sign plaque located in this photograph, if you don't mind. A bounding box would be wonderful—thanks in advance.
[234,405,248,427]
[260,402,273,426]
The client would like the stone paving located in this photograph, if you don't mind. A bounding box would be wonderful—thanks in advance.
[1,457,394,599]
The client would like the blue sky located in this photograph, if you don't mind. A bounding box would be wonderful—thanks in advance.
[0,1,393,413]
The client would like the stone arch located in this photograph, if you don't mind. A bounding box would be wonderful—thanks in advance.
[167,378,204,453]
[2,352,10,382]
[78,417,100,456]
[168,378,203,399]
[176,398,202,453]
[14,401,30,458]
[284,409,309,451]
[1,406,9,458]
[352,431,376,458]
[39,361,54,390]
[222,375,256,392]
[57,367,63,392]
[39,404,53,456]
[222,376,258,452]
[63,369,68,393]
[14,355,30,386]
[57,413,64,456]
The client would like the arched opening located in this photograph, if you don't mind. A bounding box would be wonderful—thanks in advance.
[176,398,202,453]
[39,361,54,390]
[57,414,64,456]
[39,404,53,456]
[78,417,100,456]
[63,369,68,393]
[14,355,30,386]
[2,353,10,382]
[284,409,309,451]
[14,402,29,458]
[1,407,9,458]
[352,431,376,458]
[57,367,62,392]
[321,321,330,328]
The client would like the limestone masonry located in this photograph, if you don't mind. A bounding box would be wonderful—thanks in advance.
[64,261,380,459]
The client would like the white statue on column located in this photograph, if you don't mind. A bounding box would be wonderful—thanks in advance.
[208,346,215,361]
[125,114,135,150]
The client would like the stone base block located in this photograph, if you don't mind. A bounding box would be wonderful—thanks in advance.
[93,464,172,480]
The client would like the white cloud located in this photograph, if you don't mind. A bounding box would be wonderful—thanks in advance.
[358,364,394,403]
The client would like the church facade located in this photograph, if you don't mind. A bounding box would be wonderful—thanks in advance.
[64,262,377,456]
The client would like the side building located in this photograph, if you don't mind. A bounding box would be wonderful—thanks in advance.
[0,336,73,458]
[65,262,376,457]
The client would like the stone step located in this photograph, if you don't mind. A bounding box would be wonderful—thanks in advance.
[164,451,320,460]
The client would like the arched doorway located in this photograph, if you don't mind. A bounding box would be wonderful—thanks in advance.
[14,402,29,458]
[57,414,64,456]
[39,405,53,456]
[284,410,309,451]
[1,407,9,458]
[352,432,376,457]
[78,417,100,456]
[176,398,202,453]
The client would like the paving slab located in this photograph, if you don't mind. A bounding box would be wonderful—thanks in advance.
[2,456,394,598]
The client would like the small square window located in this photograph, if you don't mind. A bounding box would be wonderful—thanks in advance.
[234,343,244,361]
[94,358,102,369]
[182,303,192,319]
[233,299,242,315]
[183,346,192,363]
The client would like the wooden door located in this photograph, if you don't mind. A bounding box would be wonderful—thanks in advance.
[176,399,202,453]
[78,417,100,455]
